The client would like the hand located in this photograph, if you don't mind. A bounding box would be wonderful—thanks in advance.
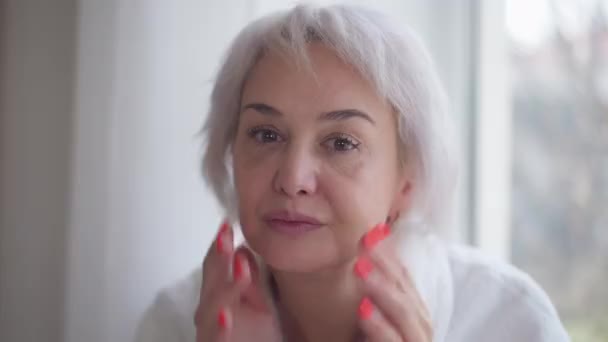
[354,224,433,342]
[194,221,283,342]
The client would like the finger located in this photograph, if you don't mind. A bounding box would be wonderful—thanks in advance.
[210,220,234,259]
[359,223,408,287]
[360,223,405,288]
[360,223,391,250]
[235,246,258,282]
[368,243,430,317]
[365,247,414,296]
[195,265,252,332]
[197,307,235,342]
[212,251,252,302]
[216,307,232,341]
[234,246,275,313]
[354,255,408,319]
[201,220,234,294]
[360,224,427,310]
[358,261,431,341]
[358,297,401,342]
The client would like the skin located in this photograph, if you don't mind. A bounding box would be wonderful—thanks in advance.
[234,43,407,272]
[195,43,432,342]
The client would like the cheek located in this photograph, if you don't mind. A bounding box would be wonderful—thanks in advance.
[324,150,365,179]
[234,154,272,204]
[233,143,277,233]
[233,130,277,187]
[324,176,389,227]
[322,153,396,230]
[315,164,394,261]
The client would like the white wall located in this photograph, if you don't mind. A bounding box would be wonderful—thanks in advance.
[0,1,476,342]
[66,1,238,341]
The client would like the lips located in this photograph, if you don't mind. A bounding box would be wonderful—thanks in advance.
[263,210,324,236]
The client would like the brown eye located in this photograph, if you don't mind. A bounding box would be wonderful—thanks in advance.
[322,134,360,152]
[248,127,283,144]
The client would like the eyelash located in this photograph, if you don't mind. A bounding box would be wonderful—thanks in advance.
[247,126,284,144]
[322,134,361,152]
[246,127,361,153]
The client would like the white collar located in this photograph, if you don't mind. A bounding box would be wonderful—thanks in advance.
[397,229,454,342]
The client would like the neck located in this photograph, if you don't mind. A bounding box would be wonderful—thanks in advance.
[271,260,362,342]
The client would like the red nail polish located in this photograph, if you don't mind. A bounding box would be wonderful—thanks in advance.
[233,255,243,280]
[216,234,224,253]
[218,308,227,329]
[216,221,230,253]
[358,297,374,320]
[354,257,373,279]
[363,223,390,249]
[219,221,230,235]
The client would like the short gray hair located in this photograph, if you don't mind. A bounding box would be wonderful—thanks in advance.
[201,3,457,228]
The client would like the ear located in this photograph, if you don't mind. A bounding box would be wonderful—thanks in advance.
[388,175,414,224]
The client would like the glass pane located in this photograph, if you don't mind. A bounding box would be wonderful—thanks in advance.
[507,0,608,341]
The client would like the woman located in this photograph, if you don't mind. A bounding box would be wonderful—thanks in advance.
[136,4,570,342]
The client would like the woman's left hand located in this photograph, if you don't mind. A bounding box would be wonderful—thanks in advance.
[354,223,433,342]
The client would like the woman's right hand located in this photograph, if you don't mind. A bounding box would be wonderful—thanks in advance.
[194,222,283,342]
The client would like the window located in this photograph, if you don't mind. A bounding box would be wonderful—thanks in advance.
[507,0,608,340]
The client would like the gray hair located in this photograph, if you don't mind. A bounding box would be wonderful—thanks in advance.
[201,3,457,228]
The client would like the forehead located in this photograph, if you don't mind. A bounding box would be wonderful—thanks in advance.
[241,43,390,115]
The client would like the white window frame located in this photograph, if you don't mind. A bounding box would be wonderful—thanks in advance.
[470,0,513,260]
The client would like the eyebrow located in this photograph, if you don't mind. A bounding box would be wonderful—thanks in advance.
[241,102,376,125]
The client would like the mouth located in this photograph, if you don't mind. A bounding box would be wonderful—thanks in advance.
[262,210,325,236]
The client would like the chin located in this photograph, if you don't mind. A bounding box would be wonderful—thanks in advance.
[243,224,342,273]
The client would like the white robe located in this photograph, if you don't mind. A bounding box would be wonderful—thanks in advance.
[134,233,571,341]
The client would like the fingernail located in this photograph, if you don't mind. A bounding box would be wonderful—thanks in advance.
[216,234,225,253]
[219,220,230,235]
[354,256,373,279]
[362,223,390,249]
[218,308,227,329]
[233,255,243,281]
[216,221,230,253]
[358,297,374,320]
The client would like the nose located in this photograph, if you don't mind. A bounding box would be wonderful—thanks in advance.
[272,143,318,197]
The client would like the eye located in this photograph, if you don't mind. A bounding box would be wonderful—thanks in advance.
[322,134,361,152]
[247,126,283,144]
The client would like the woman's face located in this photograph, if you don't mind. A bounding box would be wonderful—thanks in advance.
[233,43,412,273]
